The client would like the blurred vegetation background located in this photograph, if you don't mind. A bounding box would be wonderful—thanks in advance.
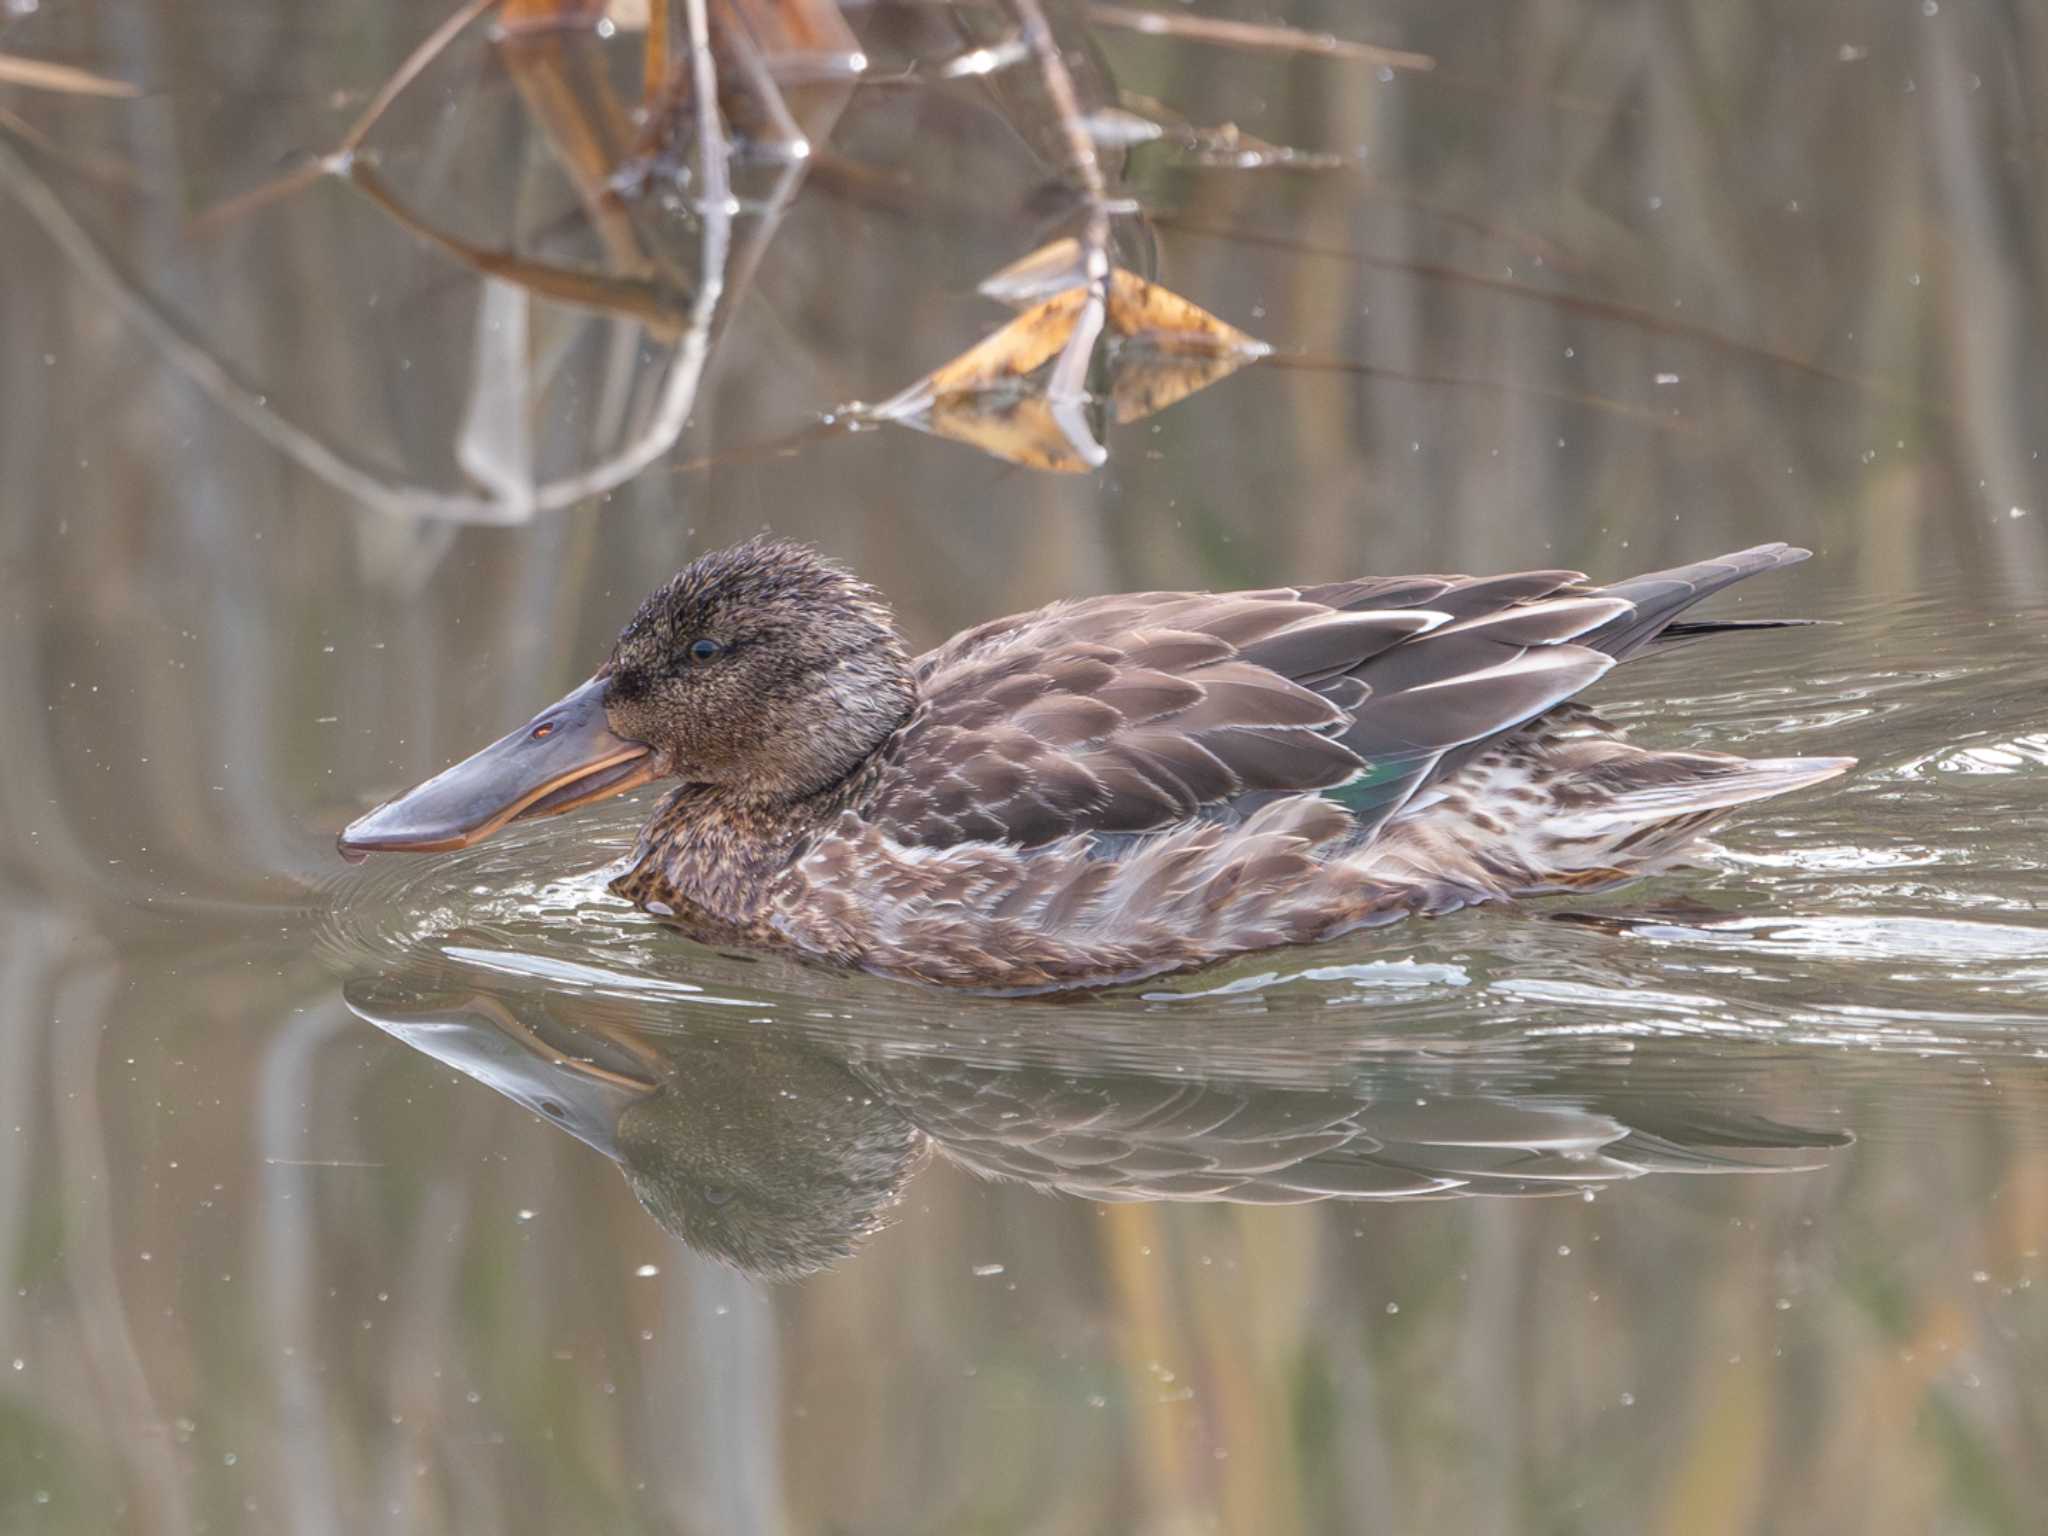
[2,0,2047,1531]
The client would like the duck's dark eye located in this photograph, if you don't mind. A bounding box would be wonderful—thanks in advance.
[686,638,725,663]
[702,1186,737,1207]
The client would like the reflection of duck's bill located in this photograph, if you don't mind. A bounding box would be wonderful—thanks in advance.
[337,675,658,858]
[342,986,650,1160]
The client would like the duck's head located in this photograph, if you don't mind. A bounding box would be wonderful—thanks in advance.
[339,538,915,856]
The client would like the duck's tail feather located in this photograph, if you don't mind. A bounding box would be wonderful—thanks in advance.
[1549,753,1856,835]
[1591,543,1815,659]
[1365,732,1854,898]
[1531,752,1855,882]
[1655,616,1828,643]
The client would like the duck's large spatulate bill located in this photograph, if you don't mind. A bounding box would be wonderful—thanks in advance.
[339,676,657,857]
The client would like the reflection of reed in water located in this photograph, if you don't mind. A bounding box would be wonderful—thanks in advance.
[346,971,1849,1280]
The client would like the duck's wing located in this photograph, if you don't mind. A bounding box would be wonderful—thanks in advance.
[870,545,1813,851]
[1318,543,1820,837]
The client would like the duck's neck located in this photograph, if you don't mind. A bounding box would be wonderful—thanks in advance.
[608,759,883,935]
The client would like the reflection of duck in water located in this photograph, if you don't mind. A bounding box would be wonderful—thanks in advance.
[345,978,1850,1281]
[341,539,1848,992]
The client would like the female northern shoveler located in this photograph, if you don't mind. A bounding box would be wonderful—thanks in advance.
[339,538,1851,992]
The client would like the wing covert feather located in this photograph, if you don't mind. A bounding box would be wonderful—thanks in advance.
[870,550,1809,850]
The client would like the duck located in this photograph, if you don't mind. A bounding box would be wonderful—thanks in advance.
[339,537,1852,993]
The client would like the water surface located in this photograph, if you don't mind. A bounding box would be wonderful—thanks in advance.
[3,1,2046,1531]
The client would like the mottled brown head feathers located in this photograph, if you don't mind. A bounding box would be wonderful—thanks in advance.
[602,538,916,803]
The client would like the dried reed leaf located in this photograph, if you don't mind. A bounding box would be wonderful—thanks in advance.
[867,283,1104,470]
[984,239,1273,362]
[980,238,1093,306]
[496,0,650,274]
[1108,344,1257,424]
[1102,267,1268,421]
[868,243,1267,469]
[1104,266,1267,357]
[1081,107,1165,147]
[924,393,1101,473]
[1086,5,1435,73]
[718,0,860,62]
[1098,93,1349,170]
[896,287,1090,405]
[348,161,690,337]
[0,53,141,98]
